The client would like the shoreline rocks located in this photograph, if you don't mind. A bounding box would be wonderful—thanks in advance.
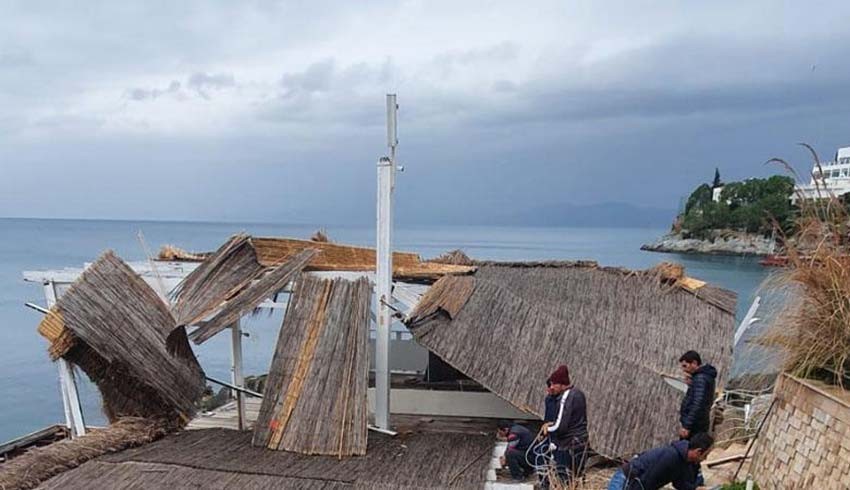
[641,231,775,257]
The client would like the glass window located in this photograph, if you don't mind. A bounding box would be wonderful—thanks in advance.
[833,170,841,178]
[843,169,849,177]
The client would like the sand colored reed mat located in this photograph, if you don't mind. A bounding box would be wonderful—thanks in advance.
[39,427,493,489]
[187,248,318,344]
[0,417,175,490]
[250,236,477,279]
[163,235,476,281]
[252,275,371,456]
[35,251,205,421]
[406,262,736,459]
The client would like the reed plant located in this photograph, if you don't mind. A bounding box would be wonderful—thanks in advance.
[760,144,850,389]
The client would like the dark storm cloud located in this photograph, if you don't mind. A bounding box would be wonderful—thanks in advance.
[2,1,850,225]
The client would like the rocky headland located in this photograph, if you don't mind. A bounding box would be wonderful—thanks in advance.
[641,230,776,256]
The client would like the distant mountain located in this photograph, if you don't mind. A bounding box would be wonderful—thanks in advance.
[492,201,676,228]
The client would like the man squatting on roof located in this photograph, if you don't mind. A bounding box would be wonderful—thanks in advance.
[538,364,589,486]
[606,433,714,490]
[497,420,534,481]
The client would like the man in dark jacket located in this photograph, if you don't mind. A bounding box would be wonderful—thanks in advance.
[498,420,534,481]
[606,433,714,490]
[540,365,589,486]
[678,351,717,439]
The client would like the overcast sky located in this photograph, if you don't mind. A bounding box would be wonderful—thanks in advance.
[2,1,850,225]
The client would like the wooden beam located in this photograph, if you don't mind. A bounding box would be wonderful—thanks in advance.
[44,281,86,438]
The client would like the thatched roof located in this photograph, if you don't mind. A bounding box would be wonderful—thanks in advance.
[40,427,493,489]
[170,234,266,327]
[253,274,371,456]
[406,262,736,458]
[36,251,205,421]
[0,417,174,490]
[186,248,318,344]
[162,235,476,281]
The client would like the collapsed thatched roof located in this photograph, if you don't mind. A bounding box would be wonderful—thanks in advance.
[161,235,476,281]
[0,417,174,490]
[41,427,493,489]
[406,262,736,458]
[185,247,318,344]
[36,251,205,421]
[170,234,266,327]
[253,274,371,456]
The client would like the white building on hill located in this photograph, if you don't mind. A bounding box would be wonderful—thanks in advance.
[794,146,850,201]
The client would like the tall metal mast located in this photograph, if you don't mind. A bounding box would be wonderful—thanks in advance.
[374,94,397,430]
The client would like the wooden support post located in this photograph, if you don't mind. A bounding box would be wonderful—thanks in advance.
[230,320,246,431]
[43,281,86,438]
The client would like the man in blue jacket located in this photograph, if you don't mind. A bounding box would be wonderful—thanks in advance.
[678,351,717,439]
[606,433,714,490]
[497,420,534,481]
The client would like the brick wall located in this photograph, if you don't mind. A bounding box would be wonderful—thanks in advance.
[749,373,850,489]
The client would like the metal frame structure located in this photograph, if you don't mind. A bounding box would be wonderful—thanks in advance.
[22,94,411,435]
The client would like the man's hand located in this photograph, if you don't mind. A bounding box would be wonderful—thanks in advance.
[678,427,690,439]
[535,423,550,442]
[499,455,506,467]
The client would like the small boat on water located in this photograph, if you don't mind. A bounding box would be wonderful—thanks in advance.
[760,254,789,267]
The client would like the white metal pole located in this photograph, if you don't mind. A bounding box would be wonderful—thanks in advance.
[230,320,246,430]
[734,296,761,347]
[44,281,86,438]
[374,94,397,430]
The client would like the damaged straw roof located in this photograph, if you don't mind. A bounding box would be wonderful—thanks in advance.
[406,261,736,458]
[162,235,476,282]
[170,233,318,344]
[254,274,371,457]
[36,251,205,421]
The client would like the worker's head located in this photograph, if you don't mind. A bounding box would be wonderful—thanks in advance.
[496,420,512,438]
[547,365,571,393]
[686,432,714,463]
[678,351,702,375]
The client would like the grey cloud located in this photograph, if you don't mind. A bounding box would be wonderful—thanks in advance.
[280,59,335,95]
[126,80,181,101]
[187,72,235,99]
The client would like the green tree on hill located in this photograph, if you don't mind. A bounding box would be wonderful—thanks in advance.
[680,173,795,238]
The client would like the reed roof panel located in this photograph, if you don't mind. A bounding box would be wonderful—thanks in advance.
[252,274,371,456]
[76,427,493,489]
[170,234,265,327]
[407,263,736,458]
[188,248,317,344]
[35,251,205,420]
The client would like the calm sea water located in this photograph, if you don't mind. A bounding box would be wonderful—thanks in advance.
[0,218,769,442]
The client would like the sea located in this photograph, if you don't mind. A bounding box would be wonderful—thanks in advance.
[0,217,771,443]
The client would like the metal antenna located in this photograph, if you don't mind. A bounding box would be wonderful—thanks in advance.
[374,94,398,431]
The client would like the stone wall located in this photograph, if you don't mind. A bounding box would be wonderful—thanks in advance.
[750,373,850,489]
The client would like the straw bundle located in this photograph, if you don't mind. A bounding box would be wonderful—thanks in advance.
[157,245,209,262]
[0,417,175,490]
[189,249,317,344]
[429,249,474,266]
[407,263,735,458]
[253,275,371,456]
